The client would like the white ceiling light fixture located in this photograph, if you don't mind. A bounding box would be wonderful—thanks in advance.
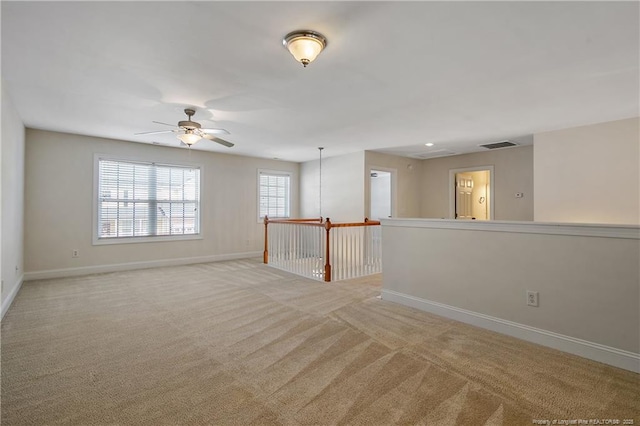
[425,143,434,147]
[282,30,327,67]
[178,129,201,146]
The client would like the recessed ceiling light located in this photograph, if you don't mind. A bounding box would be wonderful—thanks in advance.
[425,143,434,147]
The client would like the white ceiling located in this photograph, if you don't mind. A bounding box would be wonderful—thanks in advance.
[2,1,638,162]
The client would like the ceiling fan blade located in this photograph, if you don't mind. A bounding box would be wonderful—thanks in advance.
[200,128,230,135]
[152,121,178,127]
[134,129,175,135]
[204,135,234,147]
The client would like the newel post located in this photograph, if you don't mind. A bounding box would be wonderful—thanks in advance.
[263,216,269,264]
[324,218,332,282]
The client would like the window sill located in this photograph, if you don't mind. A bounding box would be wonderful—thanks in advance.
[93,234,203,246]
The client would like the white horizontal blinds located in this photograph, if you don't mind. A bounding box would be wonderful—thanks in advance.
[98,159,200,239]
[154,165,200,236]
[259,172,290,218]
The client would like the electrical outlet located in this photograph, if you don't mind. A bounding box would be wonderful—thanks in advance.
[72,249,79,258]
[526,291,539,307]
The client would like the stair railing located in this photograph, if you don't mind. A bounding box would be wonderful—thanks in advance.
[263,216,381,282]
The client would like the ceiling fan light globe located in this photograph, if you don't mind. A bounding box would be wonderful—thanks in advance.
[178,132,201,146]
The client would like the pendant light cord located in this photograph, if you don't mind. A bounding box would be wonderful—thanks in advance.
[318,147,323,220]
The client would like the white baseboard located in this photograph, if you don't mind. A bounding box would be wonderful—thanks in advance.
[23,251,262,281]
[2,274,24,320]
[381,289,640,374]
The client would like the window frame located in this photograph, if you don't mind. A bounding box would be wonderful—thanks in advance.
[92,154,204,245]
[257,169,292,222]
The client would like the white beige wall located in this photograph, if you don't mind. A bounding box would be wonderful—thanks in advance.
[534,117,640,224]
[364,151,422,218]
[381,219,640,371]
[300,151,365,222]
[24,129,299,276]
[1,84,26,317]
[420,146,534,220]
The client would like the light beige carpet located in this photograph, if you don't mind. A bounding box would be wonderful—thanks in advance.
[1,258,638,425]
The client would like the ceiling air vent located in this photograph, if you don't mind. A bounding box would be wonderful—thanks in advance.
[479,140,518,150]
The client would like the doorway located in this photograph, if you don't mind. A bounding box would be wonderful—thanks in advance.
[370,170,392,220]
[449,166,494,220]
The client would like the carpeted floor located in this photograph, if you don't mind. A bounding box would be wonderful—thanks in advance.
[1,258,638,425]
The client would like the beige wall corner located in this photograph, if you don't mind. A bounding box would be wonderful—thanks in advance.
[364,151,422,219]
[300,151,365,222]
[1,83,26,318]
[534,117,640,225]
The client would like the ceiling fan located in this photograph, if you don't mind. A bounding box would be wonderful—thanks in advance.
[135,108,234,148]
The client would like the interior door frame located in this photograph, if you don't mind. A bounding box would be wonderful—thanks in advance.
[367,166,397,219]
[448,165,495,220]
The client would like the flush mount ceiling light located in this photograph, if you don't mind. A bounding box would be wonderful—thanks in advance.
[425,143,435,147]
[282,30,327,67]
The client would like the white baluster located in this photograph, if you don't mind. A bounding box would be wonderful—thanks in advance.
[303,226,307,277]
[295,225,300,275]
[336,228,340,281]
[332,228,337,281]
[354,228,358,279]
[358,227,363,277]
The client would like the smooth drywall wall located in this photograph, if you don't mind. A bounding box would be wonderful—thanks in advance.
[420,146,534,220]
[1,84,25,315]
[534,117,640,224]
[364,151,422,218]
[300,151,365,222]
[381,219,639,358]
[24,129,299,274]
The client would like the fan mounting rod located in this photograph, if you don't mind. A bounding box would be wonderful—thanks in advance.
[178,108,201,130]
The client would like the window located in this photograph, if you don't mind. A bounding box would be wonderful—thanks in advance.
[97,158,200,241]
[258,170,291,219]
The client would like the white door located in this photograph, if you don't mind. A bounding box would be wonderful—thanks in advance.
[370,170,392,220]
[450,166,494,220]
[455,174,474,219]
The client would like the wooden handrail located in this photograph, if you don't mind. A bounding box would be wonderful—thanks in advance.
[329,219,381,228]
[268,218,323,223]
[265,216,378,227]
[264,217,324,226]
[269,222,325,227]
